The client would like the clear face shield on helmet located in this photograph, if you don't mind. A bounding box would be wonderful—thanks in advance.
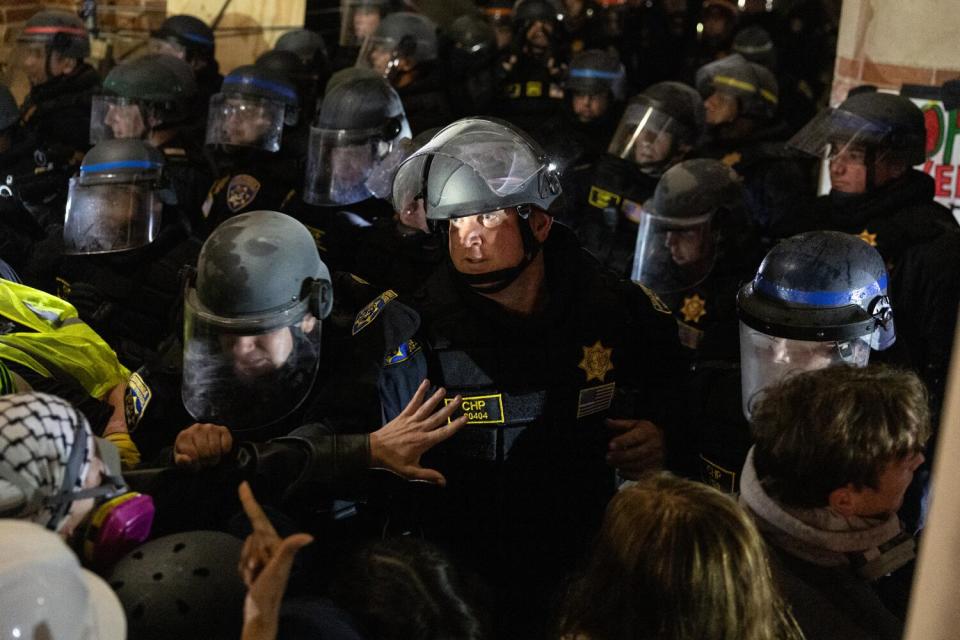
[356,33,417,80]
[739,322,872,419]
[181,282,323,432]
[205,94,286,152]
[341,0,384,47]
[608,99,684,175]
[392,118,554,222]
[630,208,716,294]
[89,95,148,143]
[147,36,187,59]
[63,172,163,255]
[788,106,892,162]
[303,117,412,205]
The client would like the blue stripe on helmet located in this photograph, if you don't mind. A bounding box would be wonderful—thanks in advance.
[753,272,887,307]
[569,69,623,81]
[180,31,214,46]
[223,75,297,101]
[81,160,162,173]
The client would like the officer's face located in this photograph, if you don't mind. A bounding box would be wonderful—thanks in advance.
[369,45,394,76]
[633,128,674,165]
[702,7,734,39]
[20,44,49,86]
[353,9,381,40]
[828,143,868,194]
[105,102,147,139]
[525,20,554,49]
[222,99,272,146]
[148,38,187,60]
[448,209,526,276]
[219,315,317,378]
[572,91,610,123]
[704,91,738,125]
[664,225,708,266]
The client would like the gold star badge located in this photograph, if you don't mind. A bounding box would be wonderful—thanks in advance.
[681,294,707,323]
[721,151,742,168]
[579,340,614,383]
[858,229,878,247]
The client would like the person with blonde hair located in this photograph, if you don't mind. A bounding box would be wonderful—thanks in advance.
[557,473,803,640]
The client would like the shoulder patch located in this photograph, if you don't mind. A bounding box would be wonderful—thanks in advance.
[636,283,672,315]
[226,174,261,212]
[124,372,152,432]
[353,289,399,335]
[384,338,421,366]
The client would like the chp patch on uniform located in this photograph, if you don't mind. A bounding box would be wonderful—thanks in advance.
[352,289,399,335]
[444,393,505,425]
[384,339,421,366]
[226,174,261,212]
[588,185,622,209]
[576,382,616,418]
[123,372,152,432]
[700,455,737,494]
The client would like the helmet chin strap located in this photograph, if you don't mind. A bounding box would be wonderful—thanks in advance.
[453,207,543,294]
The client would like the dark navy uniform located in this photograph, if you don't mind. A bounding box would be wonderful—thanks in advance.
[366,225,686,633]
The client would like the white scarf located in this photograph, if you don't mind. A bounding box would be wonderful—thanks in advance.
[739,447,914,579]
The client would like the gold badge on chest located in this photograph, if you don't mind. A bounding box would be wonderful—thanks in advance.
[578,340,614,383]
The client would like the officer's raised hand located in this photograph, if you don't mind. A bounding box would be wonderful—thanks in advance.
[370,379,468,486]
[605,418,665,479]
[174,423,234,470]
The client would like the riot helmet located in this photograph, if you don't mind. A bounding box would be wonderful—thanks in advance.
[181,211,333,431]
[512,0,562,50]
[732,25,777,70]
[108,531,245,640]
[275,28,328,67]
[608,82,706,177]
[696,53,779,122]
[304,76,412,205]
[205,65,299,152]
[13,10,90,87]
[446,13,498,73]
[566,48,626,101]
[482,0,515,50]
[149,14,215,62]
[0,84,19,132]
[64,139,167,254]
[357,12,439,80]
[90,54,198,143]
[631,159,741,294]
[788,91,927,177]
[392,117,561,291]
[737,231,895,419]
[0,520,126,640]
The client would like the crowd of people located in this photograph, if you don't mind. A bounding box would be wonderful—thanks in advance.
[0,0,957,638]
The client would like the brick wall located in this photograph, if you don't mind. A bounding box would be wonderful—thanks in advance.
[1,0,167,100]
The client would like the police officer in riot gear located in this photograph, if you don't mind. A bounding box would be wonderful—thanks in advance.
[91,53,215,231]
[696,53,814,236]
[689,231,895,493]
[631,158,760,360]
[55,138,201,369]
[201,65,302,233]
[443,13,500,118]
[495,0,568,134]
[13,10,99,171]
[296,74,413,271]
[356,11,453,134]
[382,117,686,636]
[785,89,959,455]
[335,0,393,70]
[574,81,705,275]
[149,14,222,112]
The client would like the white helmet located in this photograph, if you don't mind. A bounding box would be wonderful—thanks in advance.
[0,519,126,639]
